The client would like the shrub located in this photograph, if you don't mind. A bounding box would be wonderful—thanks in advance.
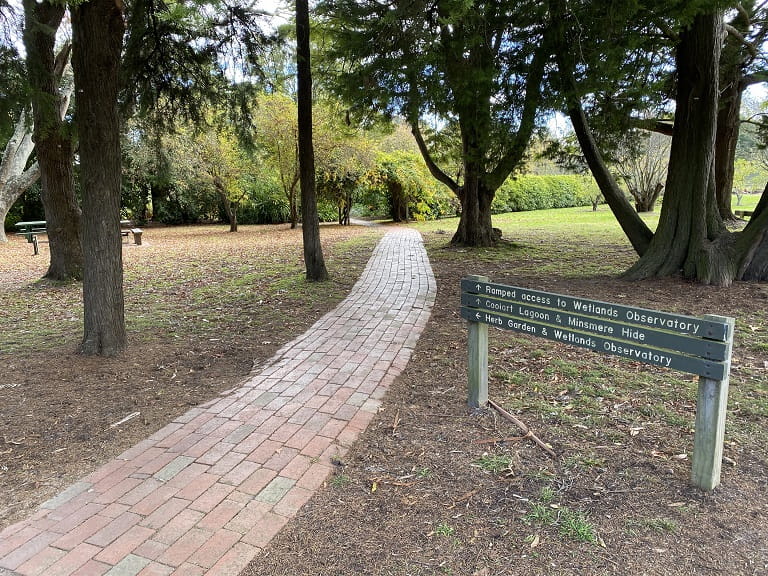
[239,177,290,225]
[492,175,599,214]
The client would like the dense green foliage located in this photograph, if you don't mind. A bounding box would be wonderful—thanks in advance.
[492,175,599,214]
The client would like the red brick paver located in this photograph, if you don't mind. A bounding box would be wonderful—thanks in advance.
[0,228,435,575]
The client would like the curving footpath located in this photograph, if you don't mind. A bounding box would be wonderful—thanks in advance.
[0,227,436,576]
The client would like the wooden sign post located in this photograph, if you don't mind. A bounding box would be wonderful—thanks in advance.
[462,277,734,492]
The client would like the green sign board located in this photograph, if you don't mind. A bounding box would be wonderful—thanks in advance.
[460,279,730,380]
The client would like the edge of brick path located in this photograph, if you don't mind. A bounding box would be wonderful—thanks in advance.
[0,227,435,576]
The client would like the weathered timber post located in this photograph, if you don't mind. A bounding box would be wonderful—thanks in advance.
[691,314,734,491]
[466,275,489,408]
[460,276,735,492]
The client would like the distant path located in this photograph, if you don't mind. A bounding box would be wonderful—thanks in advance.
[0,227,436,576]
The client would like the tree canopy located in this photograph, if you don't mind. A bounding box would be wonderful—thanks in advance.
[317,0,554,246]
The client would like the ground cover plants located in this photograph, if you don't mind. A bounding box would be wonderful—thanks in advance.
[2,206,767,575]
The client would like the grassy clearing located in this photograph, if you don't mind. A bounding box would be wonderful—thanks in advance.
[419,206,659,277]
[732,193,762,211]
[0,224,384,355]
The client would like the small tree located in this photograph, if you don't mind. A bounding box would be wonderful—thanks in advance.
[613,131,670,213]
[254,92,301,227]
[192,125,252,232]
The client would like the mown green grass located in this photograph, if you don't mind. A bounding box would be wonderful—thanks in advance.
[732,192,762,211]
[417,206,659,277]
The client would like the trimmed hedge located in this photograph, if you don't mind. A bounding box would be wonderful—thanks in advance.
[492,175,600,214]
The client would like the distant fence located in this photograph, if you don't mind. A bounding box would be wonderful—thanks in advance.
[461,275,734,492]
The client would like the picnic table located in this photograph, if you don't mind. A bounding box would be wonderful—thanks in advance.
[14,220,47,242]
[14,219,143,255]
[14,221,47,255]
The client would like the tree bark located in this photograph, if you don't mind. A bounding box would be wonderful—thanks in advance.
[23,2,83,280]
[714,5,755,221]
[71,0,127,356]
[624,12,727,283]
[296,0,328,281]
[451,174,497,246]
[714,73,742,220]
[0,108,39,242]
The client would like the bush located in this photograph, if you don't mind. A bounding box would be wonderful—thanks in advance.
[239,177,290,225]
[492,175,599,213]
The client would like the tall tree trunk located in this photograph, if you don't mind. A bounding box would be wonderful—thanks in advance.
[71,0,127,356]
[0,108,40,242]
[714,5,754,221]
[296,0,328,281]
[624,12,729,284]
[289,185,298,229]
[389,180,406,222]
[550,0,653,255]
[714,75,741,220]
[451,175,496,246]
[214,177,237,232]
[23,2,83,280]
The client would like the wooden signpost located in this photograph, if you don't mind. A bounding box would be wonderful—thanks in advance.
[462,275,734,492]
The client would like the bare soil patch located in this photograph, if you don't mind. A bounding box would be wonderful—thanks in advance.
[242,223,768,576]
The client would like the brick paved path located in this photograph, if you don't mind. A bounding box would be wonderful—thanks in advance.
[0,227,435,576]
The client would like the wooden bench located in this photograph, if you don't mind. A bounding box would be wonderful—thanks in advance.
[120,220,143,245]
[735,210,753,218]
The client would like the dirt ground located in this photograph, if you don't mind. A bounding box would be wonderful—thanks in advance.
[2,221,768,575]
[241,248,768,576]
[0,223,383,529]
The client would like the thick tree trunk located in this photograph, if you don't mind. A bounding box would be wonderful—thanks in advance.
[389,181,407,222]
[714,5,753,221]
[0,109,40,242]
[296,0,328,281]
[71,0,127,356]
[23,2,83,280]
[624,12,726,284]
[451,96,496,247]
[714,80,741,220]
[451,177,497,246]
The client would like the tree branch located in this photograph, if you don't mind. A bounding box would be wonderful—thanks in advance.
[725,23,759,58]
[487,36,550,191]
[630,116,675,136]
[410,122,460,194]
